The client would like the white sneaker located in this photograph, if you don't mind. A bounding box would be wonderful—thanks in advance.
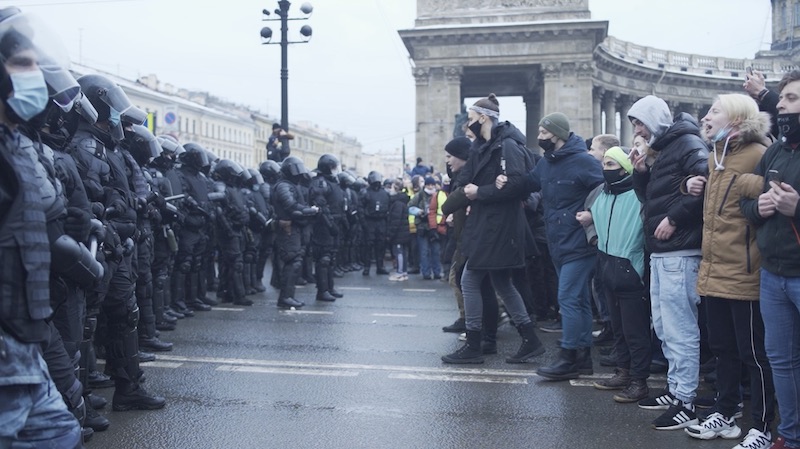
[458,332,466,341]
[732,428,772,449]
[685,412,742,440]
[388,273,403,281]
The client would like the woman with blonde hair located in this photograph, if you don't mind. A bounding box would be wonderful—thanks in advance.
[683,94,776,449]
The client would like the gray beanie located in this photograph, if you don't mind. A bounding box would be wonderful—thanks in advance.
[539,112,570,141]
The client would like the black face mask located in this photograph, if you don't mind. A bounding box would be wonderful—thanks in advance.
[468,120,483,139]
[603,169,627,186]
[538,138,555,152]
[778,113,800,144]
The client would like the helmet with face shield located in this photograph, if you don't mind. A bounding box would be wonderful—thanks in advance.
[77,73,146,141]
[0,7,73,124]
[211,159,246,187]
[180,142,210,172]
[125,124,161,166]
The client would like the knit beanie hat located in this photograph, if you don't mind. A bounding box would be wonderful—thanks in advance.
[604,146,633,174]
[469,94,500,118]
[539,112,570,141]
[444,137,471,161]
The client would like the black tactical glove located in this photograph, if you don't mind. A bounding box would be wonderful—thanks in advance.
[64,207,92,243]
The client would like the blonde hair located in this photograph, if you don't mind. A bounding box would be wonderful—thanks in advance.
[714,94,759,125]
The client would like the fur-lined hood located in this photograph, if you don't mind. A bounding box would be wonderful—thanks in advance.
[728,111,772,149]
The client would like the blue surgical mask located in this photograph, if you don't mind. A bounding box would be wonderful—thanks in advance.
[712,123,732,143]
[108,108,121,127]
[7,70,48,121]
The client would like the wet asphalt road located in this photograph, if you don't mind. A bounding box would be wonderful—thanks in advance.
[89,269,747,449]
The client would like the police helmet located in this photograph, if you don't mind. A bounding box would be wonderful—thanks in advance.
[180,142,210,171]
[337,171,355,187]
[247,168,264,186]
[259,160,281,183]
[281,156,309,178]
[211,159,245,186]
[126,124,161,166]
[367,171,383,186]
[316,153,340,175]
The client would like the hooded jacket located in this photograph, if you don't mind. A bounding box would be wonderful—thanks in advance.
[629,99,709,254]
[697,112,770,300]
[523,133,603,266]
[458,121,537,269]
[741,135,800,278]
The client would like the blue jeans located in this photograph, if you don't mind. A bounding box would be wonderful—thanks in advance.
[554,255,596,349]
[0,340,81,449]
[418,232,441,278]
[650,255,701,404]
[760,269,800,447]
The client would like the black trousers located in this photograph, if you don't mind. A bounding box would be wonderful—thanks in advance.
[597,252,652,380]
[704,296,775,431]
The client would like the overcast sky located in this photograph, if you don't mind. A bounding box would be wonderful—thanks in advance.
[4,0,773,157]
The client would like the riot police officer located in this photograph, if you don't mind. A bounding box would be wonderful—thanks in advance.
[309,154,346,302]
[209,159,253,306]
[173,143,214,313]
[69,72,164,410]
[361,171,390,276]
[242,168,271,295]
[259,160,281,290]
[272,157,319,308]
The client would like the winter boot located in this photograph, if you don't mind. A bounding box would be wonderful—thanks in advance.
[506,322,546,363]
[441,330,484,364]
[537,348,579,381]
[576,347,594,375]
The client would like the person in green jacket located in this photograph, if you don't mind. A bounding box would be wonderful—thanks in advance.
[576,146,652,403]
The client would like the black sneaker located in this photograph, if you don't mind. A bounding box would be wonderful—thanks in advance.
[638,389,676,410]
[539,318,562,333]
[593,322,614,346]
[442,318,466,333]
[652,401,698,430]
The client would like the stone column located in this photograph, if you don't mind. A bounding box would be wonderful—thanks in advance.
[603,90,618,136]
[592,87,604,137]
[413,66,462,172]
[524,91,541,149]
[618,95,634,145]
[541,62,595,140]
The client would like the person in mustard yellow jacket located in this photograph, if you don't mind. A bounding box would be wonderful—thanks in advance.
[683,94,776,448]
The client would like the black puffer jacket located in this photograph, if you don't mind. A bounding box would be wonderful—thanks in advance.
[632,113,708,253]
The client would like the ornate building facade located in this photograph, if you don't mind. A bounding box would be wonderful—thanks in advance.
[400,0,799,170]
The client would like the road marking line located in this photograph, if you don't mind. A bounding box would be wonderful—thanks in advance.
[278,310,334,315]
[403,288,436,292]
[217,365,358,377]
[211,307,245,312]
[155,354,533,377]
[140,361,183,369]
[338,287,371,291]
[390,373,528,384]
[569,377,668,387]
[371,313,417,318]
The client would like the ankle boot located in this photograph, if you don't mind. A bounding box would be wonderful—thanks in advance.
[537,348,579,380]
[576,347,594,375]
[441,330,484,364]
[506,322,546,363]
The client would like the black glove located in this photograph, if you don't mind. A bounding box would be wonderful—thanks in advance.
[64,207,92,243]
[428,230,439,242]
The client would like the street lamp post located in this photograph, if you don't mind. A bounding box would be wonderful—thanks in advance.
[260,1,313,157]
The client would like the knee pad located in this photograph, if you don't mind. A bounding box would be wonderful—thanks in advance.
[233,261,244,273]
[178,259,192,274]
[320,255,331,266]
